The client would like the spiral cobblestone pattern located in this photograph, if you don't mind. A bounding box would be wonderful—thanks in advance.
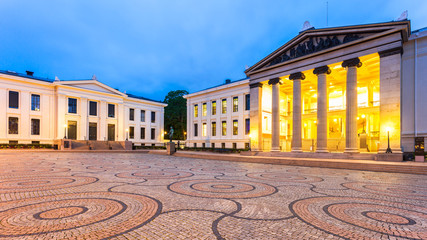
[0,152,425,239]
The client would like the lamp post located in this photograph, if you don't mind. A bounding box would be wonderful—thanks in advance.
[386,127,392,153]
[64,124,67,139]
[125,128,129,141]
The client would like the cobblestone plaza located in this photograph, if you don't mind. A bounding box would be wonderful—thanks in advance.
[0,152,425,239]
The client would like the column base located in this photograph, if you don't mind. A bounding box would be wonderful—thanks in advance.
[291,148,303,153]
[344,148,359,153]
[271,147,280,152]
[315,148,329,153]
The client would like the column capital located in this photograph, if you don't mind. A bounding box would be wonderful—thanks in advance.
[249,82,263,89]
[289,72,306,80]
[378,47,403,58]
[268,78,282,85]
[342,57,362,68]
[313,66,331,75]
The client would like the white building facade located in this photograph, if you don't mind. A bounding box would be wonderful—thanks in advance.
[184,79,250,149]
[0,70,166,146]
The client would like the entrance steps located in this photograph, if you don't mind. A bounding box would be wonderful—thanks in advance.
[67,140,127,151]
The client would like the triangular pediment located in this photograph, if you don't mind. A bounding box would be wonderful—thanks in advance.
[57,80,126,96]
[245,21,410,75]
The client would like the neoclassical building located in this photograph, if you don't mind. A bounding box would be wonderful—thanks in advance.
[0,70,166,146]
[187,19,427,155]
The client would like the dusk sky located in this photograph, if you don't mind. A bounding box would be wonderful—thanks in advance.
[1,0,426,101]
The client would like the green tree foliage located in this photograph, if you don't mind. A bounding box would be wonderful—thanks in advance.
[164,90,188,140]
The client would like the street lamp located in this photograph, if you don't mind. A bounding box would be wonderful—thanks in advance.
[125,128,129,141]
[64,124,67,139]
[386,127,392,153]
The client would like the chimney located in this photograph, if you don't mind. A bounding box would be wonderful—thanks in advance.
[26,71,34,76]
[225,79,231,84]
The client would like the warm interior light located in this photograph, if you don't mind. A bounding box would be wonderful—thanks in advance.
[385,127,392,133]
[312,94,317,98]
[361,114,366,118]
[314,120,317,124]
[64,124,67,128]
[125,128,129,132]
[357,117,360,120]
[333,119,337,122]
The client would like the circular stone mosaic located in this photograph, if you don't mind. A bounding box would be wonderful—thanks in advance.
[87,165,150,171]
[0,167,70,175]
[0,176,97,193]
[343,182,427,200]
[246,172,323,183]
[116,170,193,180]
[0,192,160,239]
[291,196,427,239]
[168,179,277,199]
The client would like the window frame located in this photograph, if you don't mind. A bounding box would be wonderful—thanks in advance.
[31,94,40,111]
[222,121,227,136]
[140,110,146,122]
[194,123,198,137]
[31,118,40,135]
[194,104,198,118]
[89,101,97,116]
[8,91,19,109]
[233,96,238,112]
[8,117,19,134]
[129,126,135,139]
[245,118,250,135]
[140,127,145,139]
[202,103,207,116]
[211,121,216,137]
[245,94,250,111]
[108,104,115,118]
[129,108,135,121]
[151,111,156,123]
[68,98,78,114]
[233,119,238,135]
[221,99,227,114]
[151,128,155,140]
[211,101,216,115]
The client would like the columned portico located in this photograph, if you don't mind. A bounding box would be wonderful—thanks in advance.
[290,72,305,152]
[249,82,263,151]
[269,78,281,151]
[342,58,362,153]
[313,66,331,153]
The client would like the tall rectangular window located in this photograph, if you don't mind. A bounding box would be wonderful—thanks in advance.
[141,127,145,139]
[222,99,227,114]
[31,119,40,135]
[129,108,134,121]
[31,94,40,111]
[194,104,198,117]
[222,121,227,136]
[68,98,77,114]
[8,117,18,134]
[129,126,134,139]
[202,123,207,136]
[89,101,97,116]
[140,110,146,122]
[245,94,250,110]
[211,122,216,136]
[9,91,19,109]
[202,103,207,116]
[211,101,216,115]
[108,104,115,118]
[233,120,238,135]
[245,118,250,135]
[194,123,198,137]
[151,111,156,123]
[233,97,238,112]
[151,128,155,140]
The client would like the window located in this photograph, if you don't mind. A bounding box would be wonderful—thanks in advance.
[129,126,134,139]
[202,143,206,148]
[245,118,250,135]
[151,128,155,140]
[221,143,226,149]
[194,104,198,117]
[194,123,198,137]
[151,111,156,123]
[31,119,40,135]
[233,97,238,112]
[212,101,216,115]
[222,121,227,136]
[232,143,237,149]
[141,127,145,139]
[68,98,77,114]
[211,122,216,136]
[245,94,250,110]
[89,101,97,116]
[8,117,18,134]
[32,141,40,144]
[140,110,146,122]
[202,123,207,136]
[129,108,134,121]
[202,103,207,116]
[212,143,215,148]
[194,143,197,148]
[31,94,40,111]
[233,120,238,135]
[108,104,115,118]
[221,99,227,114]
[245,143,249,149]
[9,91,19,109]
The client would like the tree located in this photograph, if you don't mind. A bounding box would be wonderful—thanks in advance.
[163,90,188,140]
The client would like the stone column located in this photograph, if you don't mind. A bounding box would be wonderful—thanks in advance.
[269,78,282,151]
[249,82,263,151]
[290,72,305,152]
[313,66,331,153]
[342,58,362,153]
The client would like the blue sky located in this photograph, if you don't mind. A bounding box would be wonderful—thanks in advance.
[1,0,426,101]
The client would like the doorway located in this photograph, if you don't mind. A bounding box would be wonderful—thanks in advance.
[68,121,77,140]
[108,124,115,141]
[89,122,97,140]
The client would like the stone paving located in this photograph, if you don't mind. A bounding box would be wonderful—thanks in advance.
[0,152,426,240]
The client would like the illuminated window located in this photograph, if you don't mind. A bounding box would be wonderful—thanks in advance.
[202,103,207,116]
[129,126,134,139]
[202,123,207,136]
[222,121,227,136]
[31,94,40,111]
[233,97,238,112]
[232,143,237,149]
[212,122,216,136]
[194,104,198,117]
[222,99,227,114]
[245,118,250,135]
[233,120,238,135]
[212,101,216,115]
